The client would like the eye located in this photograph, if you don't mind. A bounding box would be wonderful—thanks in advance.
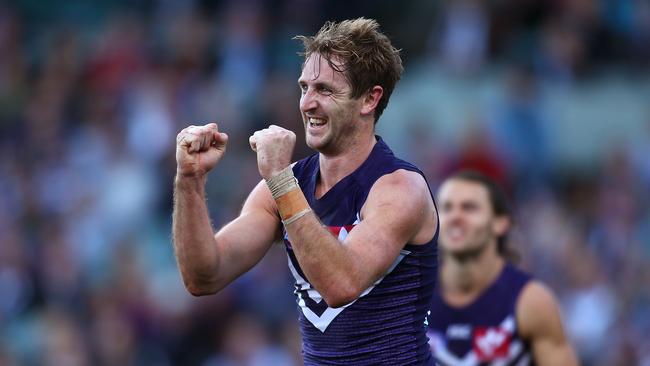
[441,202,453,213]
[318,86,333,95]
[299,84,308,94]
[461,202,479,213]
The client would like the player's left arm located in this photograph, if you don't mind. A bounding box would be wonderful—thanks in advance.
[285,169,437,308]
[517,281,579,366]
[249,125,436,308]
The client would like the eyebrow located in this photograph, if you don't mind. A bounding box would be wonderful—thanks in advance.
[441,200,481,208]
[298,79,337,91]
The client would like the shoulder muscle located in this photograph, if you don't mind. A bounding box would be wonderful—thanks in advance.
[361,169,436,245]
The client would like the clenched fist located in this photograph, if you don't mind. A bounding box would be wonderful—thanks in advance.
[176,123,228,178]
[249,125,296,180]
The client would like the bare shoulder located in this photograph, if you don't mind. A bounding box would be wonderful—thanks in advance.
[377,168,428,187]
[517,280,563,338]
[365,169,431,212]
[362,169,437,245]
[369,169,430,201]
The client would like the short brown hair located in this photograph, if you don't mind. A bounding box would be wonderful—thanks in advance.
[294,18,403,123]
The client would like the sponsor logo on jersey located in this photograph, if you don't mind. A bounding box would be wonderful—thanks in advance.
[446,324,472,339]
[472,326,512,361]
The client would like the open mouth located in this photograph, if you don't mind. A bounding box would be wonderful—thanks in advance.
[447,227,465,241]
[308,117,327,128]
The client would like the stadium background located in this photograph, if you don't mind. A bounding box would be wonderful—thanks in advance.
[1,0,649,364]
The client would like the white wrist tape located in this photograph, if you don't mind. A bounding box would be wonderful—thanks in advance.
[282,208,311,226]
[265,166,312,225]
[266,166,299,199]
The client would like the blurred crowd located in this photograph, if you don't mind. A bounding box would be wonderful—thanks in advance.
[0,0,649,365]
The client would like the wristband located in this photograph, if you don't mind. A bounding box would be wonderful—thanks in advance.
[266,166,311,225]
[266,166,297,199]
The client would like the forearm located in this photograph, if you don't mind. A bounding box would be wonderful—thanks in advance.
[264,167,363,306]
[172,175,220,295]
[285,214,363,307]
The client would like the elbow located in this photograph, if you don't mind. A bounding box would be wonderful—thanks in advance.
[322,282,362,308]
[183,277,222,297]
[186,283,218,297]
[178,265,225,296]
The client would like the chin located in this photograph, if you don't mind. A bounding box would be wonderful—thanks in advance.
[305,134,330,151]
[445,246,470,255]
[305,138,322,150]
[444,243,487,259]
[442,240,468,252]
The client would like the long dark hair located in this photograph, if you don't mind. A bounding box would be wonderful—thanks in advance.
[447,170,521,263]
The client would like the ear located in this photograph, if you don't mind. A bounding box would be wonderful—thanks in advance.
[360,86,383,116]
[492,216,510,237]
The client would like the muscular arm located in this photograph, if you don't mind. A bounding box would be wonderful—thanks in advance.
[517,281,579,366]
[173,178,280,296]
[173,123,281,296]
[285,169,437,307]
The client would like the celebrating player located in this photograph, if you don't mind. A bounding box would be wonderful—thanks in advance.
[173,18,439,365]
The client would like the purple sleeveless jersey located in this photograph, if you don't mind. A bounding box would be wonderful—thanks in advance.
[284,137,438,365]
[427,264,534,366]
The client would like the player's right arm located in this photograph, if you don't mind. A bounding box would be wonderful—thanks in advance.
[173,123,281,296]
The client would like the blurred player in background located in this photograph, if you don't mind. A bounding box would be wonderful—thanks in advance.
[173,18,439,365]
[428,171,578,365]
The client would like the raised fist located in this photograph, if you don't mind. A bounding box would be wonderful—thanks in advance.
[176,123,228,177]
[249,125,296,180]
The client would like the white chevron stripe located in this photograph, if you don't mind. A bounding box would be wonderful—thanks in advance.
[286,229,410,332]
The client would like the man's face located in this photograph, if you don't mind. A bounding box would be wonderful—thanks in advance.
[298,53,363,154]
[437,179,506,257]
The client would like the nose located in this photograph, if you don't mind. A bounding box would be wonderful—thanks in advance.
[441,204,462,225]
[300,88,317,113]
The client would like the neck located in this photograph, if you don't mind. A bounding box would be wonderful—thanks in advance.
[316,133,376,197]
[440,244,504,307]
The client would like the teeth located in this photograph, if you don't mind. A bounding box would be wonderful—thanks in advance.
[448,227,463,238]
[309,117,326,126]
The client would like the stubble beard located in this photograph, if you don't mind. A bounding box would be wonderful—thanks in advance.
[444,241,490,263]
[305,113,358,156]
[442,226,494,263]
